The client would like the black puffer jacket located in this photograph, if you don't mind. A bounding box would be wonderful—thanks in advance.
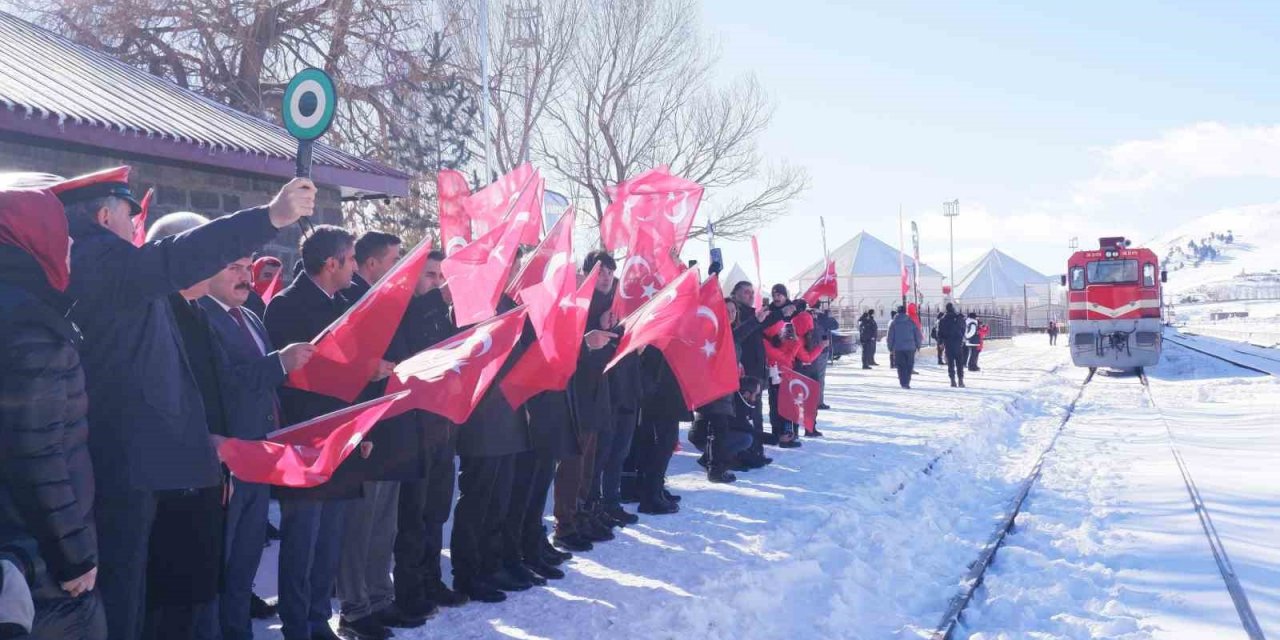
[0,246,97,588]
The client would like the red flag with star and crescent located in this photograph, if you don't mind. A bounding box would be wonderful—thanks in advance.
[438,169,472,256]
[611,228,683,319]
[383,307,528,424]
[505,208,575,301]
[601,167,703,255]
[606,267,702,371]
[465,164,535,238]
[660,274,739,410]
[216,393,402,488]
[286,239,434,402]
[500,265,601,408]
[801,260,838,306]
[442,207,536,326]
[778,366,820,430]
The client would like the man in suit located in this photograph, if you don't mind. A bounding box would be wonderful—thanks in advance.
[264,226,391,640]
[55,166,314,640]
[201,255,316,640]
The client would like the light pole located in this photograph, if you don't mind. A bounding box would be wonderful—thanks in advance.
[943,199,959,297]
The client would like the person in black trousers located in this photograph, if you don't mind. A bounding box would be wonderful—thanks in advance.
[636,351,690,514]
[858,310,878,369]
[937,303,968,388]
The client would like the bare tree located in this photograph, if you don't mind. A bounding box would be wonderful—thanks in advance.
[16,0,479,240]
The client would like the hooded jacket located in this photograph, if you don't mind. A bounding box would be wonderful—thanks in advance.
[0,189,98,596]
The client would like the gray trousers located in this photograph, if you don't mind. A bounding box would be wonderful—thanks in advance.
[337,480,400,621]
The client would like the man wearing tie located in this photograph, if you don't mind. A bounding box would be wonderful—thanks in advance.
[200,256,315,640]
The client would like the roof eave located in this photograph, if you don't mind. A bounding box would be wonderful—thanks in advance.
[0,110,410,198]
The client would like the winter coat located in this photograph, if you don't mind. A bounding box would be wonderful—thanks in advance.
[886,313,923,352]
[791,311,825,366]
[526,391,577,459]
[732,301,783,379]
[858,315,878,344]
[198,298,286,441]
[169,296,231,439]
[394,289,460,451]
[569,288,615,434]
[640,350,692,424]
[264,272,364,500]
[937,311,967,348]
[0,247,97,591]
[67,206,279,493]
[457,295,532,458]
[762,302,803,370]
[964,317,980,347]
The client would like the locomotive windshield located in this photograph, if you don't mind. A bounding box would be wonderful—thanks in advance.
[1086,259,1139,284]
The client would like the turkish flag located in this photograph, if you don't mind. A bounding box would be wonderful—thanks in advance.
[259,270,284,304]
[217,393,401,488]
[442,207,535,325]
[501,265,601,407]
[751,235,764,309]
[801,260,838,305]
[506,208,575,301]
[384,306,528,424]
[778,367,819,430]
[287,239,433,402]
[438,169,472,256]
[131,188,153,247]
[506,174,544,247]
[466,164,535,238]
[602,167,702,254]
[660,275,739,410]
[611,228,683,319]
[607,267,702,370]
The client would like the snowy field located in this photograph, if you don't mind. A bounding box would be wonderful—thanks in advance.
[1172,300,1280,348]
[250,337,1278,639]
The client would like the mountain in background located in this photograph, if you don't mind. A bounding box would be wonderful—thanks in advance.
[1149,203,1280,303]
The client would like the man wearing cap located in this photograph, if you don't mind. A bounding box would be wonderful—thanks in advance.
[54,166,315,640]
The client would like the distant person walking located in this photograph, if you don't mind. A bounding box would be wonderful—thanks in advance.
[937,304,967,388]
[858,310,878,369]
[886,306,923,389]
[932,312,945,364]
[1048,320,1059,346]
[965,313,982,372]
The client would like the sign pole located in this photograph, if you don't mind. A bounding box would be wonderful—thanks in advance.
[282,68,338,236]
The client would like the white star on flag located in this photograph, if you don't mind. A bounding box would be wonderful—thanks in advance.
[641,282,658,299]
[701,340,716,358]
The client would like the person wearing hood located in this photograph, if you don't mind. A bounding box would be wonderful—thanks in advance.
[244,255,282,318]
[886,305,923,389]
[51,166,314,640]
[0,184,106,639]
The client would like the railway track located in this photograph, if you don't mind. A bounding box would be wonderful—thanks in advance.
[930,344,1269,640]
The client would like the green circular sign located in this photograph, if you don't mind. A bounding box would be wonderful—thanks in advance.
[282,68,337,140]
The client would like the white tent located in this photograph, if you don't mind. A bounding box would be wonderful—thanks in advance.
[720,263,753,297]
[954,249,1063,328]
[790,231,946,325]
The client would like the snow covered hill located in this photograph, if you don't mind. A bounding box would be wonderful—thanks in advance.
[1149,203,1280,303]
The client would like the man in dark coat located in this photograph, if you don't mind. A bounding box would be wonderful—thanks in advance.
[200,254,316,640]
[54,166,314,640]
[636,350,690,514]
[264,225,379,640]
[392,254,471,615]
[808,305,837,409]
[859,310,879,369]
[886,305,923,389]
[729,281,785,466]
[937,303,968,388]
[0,186,105,639]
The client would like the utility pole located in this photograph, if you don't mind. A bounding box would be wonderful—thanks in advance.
[943,199,959,297]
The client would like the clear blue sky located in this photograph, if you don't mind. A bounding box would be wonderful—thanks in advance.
[697,0,1280,287]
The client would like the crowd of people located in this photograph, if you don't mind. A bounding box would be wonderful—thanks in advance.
[0,166,851,640]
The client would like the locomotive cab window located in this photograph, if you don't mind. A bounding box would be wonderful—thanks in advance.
[1143,263,1156,287]
[1086,259,1138,284]
[1069,266,1085,290]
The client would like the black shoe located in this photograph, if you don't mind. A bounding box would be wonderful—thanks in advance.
[696,453,710,469]
[862,365,872,370]
[337,615,392,640]
[312,628,344,640]
[250,594,277,620]
[457,578,506,603]
[804,429,823,437]
[663,489,681,503]
[526,559,565,580]
[901,384,910,389]
[739,452,772,469]
[638,499,679,515]
[818,403,832,410]
[424,579,468,608]
[592,507,620,531]
[958,380,966,388]
[575,514,614,542]
[604,503,639,526]
[376,604,429,629]
[489,567,534,592]
[708,467,737,483]
[396,598,439,621]
[540,530,572,564]
[778,439,802,449]
[950,380,957,388]
[505,563,547,587]
[553,532,593,552]
[762,433,779,446]
[731,460,752,472]
[620,475,640,503]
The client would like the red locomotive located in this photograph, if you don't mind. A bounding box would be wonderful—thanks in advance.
[1063,237,1166,371]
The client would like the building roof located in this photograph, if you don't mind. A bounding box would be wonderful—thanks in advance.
[791,231,943,283]
[0,11,409,198]
[954,248,1052,300]
[719,263,752,296]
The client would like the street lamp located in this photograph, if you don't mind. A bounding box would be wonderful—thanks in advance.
[943,199,959,297]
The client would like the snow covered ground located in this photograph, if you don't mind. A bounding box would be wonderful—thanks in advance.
[249,337,1278,639]
[1172,300,1280,348]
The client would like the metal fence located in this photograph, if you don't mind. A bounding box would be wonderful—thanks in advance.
[830,303,1017,343]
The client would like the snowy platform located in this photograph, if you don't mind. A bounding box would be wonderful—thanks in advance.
[251,337,1278,639]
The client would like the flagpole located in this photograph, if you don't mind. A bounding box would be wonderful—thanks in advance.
[898,205,906,309]
[820,216,829,261]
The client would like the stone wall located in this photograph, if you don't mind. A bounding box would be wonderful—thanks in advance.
[0,133,345,262]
